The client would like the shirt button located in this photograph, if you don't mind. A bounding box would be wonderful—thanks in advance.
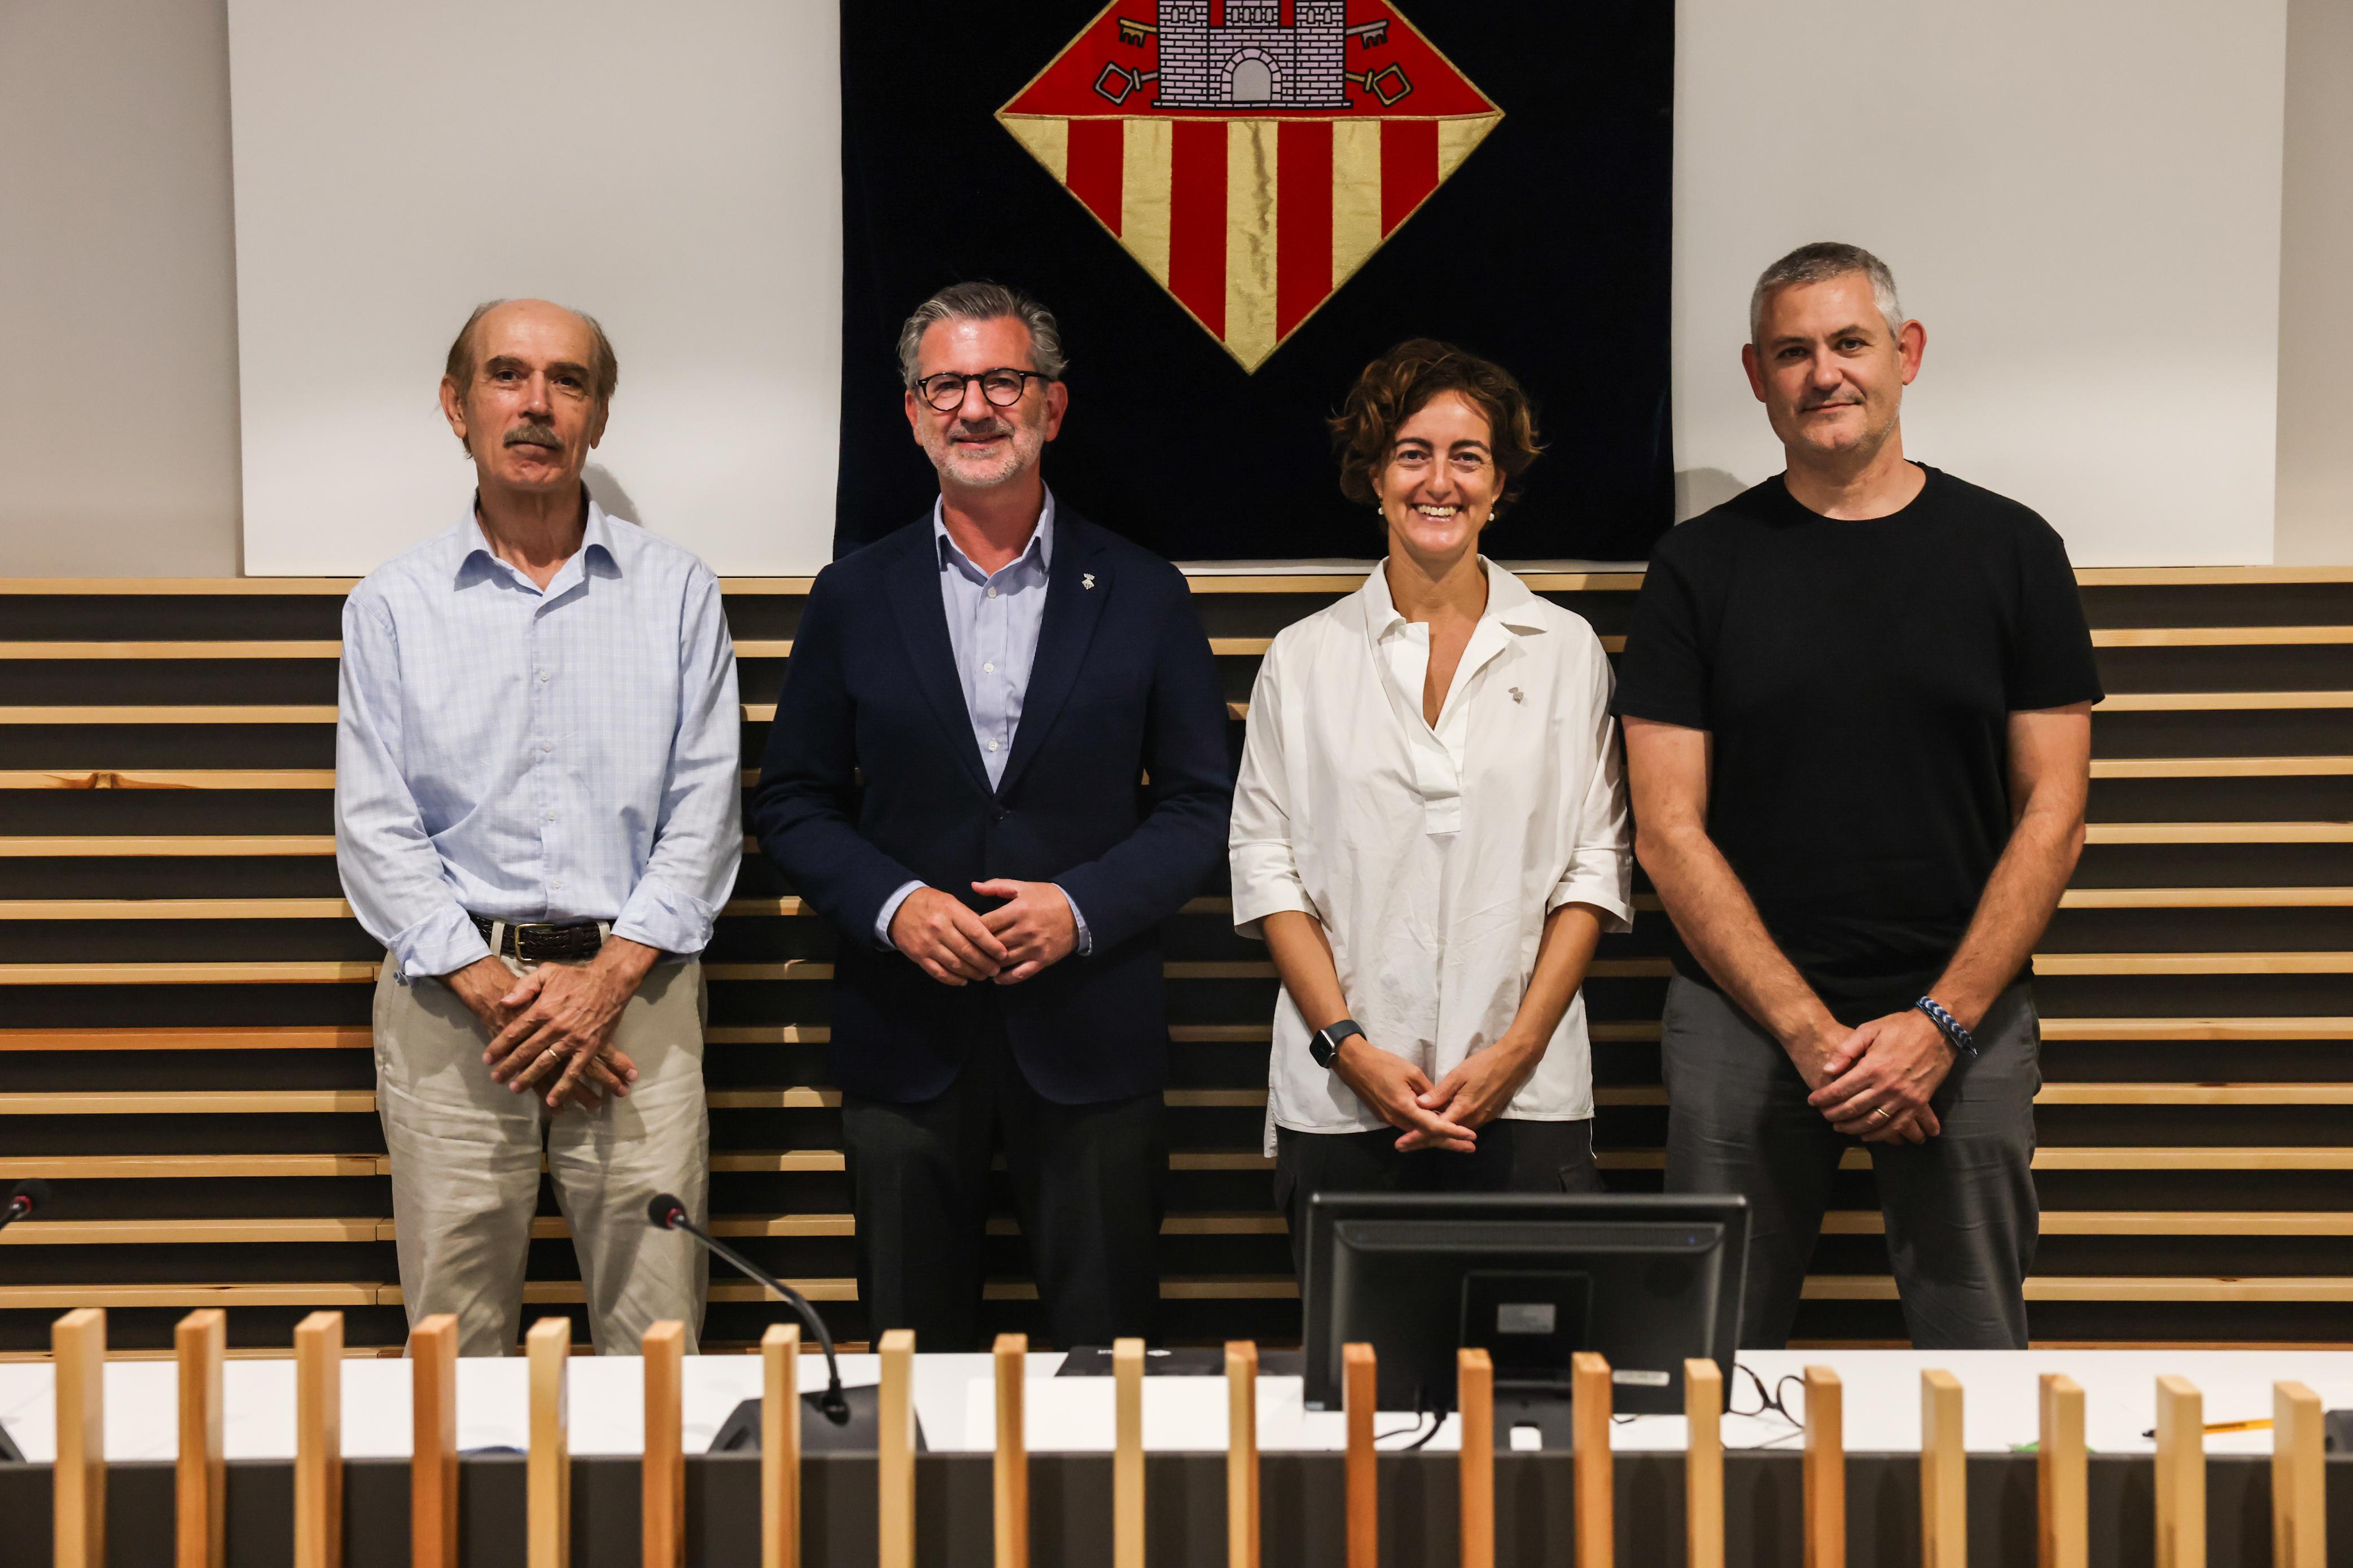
[540,741,553,753]
[546,812,557,823]
[538,670,550,682]
[986,587,999,599]
[552,880,563,890]
[984,662,996,674]
[988,740,1001,752]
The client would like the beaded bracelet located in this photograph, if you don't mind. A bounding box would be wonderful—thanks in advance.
[1913,996,1978,1059]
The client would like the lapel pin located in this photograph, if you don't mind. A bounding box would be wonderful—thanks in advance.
[1083,572,1096,590]
[1509,686,1524,704]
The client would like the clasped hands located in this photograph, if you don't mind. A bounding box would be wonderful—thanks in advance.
[445,940,655,1112]
[1798,1007,1961,1145]
[889,880,1077,987]
[1333,1031,1543,1156]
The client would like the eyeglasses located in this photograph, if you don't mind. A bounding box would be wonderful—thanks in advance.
[913,368,1052,412]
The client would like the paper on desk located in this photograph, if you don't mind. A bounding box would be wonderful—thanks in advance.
[963,1376,1305,1452]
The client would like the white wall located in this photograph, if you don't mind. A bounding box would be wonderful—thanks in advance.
[225,0,843,576]
[6,0,2344,576]
[1672,0,2289,565]
[2272,0,2353,564]
[0,0,244,576]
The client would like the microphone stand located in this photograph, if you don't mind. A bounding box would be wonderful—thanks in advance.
[0,1182,44,1458]
[646,1193,919,1453]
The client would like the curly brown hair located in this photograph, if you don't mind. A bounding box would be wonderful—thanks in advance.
[1330,339,1543,515]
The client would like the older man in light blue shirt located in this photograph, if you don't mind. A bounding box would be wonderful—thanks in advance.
[336,298,739,1356]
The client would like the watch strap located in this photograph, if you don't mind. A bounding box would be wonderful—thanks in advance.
[1310,1018,1365,1068]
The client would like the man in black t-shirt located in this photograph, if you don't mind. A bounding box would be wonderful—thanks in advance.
[1615,243,2101,1350]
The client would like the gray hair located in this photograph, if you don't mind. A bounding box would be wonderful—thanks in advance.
[1748,242,1905,344]
[895,282,1068,389]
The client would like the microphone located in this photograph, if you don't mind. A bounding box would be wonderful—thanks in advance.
[646,1192,871,1437]
[1,1178,49,1233]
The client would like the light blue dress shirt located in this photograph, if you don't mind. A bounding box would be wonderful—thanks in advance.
[873,493,1091,953]
[335,500,743,979]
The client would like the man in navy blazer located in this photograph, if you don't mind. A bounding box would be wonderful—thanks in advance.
[751,283,1232,1349]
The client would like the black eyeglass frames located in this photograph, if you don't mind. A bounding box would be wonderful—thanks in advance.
[912,367,1053,412]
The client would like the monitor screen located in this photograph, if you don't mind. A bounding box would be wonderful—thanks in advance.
[1302,1193,1748,1417]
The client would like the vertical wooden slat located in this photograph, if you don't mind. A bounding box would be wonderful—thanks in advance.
[2155,1375,2205,1568]
[642,1321,686,1568]
[528,1317,572,1568]
[176,1308,226,1568]
[1920,1371,1965,1568]
[2272,1381,2325,1568]
[1226,1341,1260,1568]
[1457,1348,1495,1568]
[878,1329,917,1568]
[1113,1337,1146,1568]
[1682,1360,1724,1568]
[1571,1351,1613,1568]
[1342,1343,1377,1568]
[1803,1365,1844,1568]
[994,1334,1028,1568]
[409,1315,459,1568]
[294,1311,344,1568]
[761,1324,800,1568]
[51,1307,106,1568]
[2039,1374,2087,1568]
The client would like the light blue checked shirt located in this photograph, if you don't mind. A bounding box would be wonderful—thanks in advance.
[335,500,742,980]
[873,493,1091,954]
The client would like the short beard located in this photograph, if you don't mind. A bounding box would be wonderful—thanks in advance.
[918,416,1044,489]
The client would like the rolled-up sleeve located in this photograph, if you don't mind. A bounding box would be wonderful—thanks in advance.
[611,565,742,955]
[334,590,490,979]
[1228,640,1314,939]
[1550,645,1635,932]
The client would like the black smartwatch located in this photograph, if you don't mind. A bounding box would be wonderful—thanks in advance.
[1309,1018,1365,1069]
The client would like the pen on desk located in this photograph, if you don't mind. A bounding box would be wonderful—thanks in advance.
[2135,1418,2272,1439]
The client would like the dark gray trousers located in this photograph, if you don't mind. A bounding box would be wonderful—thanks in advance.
[1660,977,2040,1350]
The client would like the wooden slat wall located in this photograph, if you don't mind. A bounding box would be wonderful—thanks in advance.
[3,566,2352,1354]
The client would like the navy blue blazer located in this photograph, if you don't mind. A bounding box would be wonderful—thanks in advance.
[750,508,1234,1105]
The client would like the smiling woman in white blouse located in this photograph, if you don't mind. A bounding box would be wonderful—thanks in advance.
[1228,340,1637,1275]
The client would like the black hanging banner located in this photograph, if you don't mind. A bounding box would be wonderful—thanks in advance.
[836,1,1674,563]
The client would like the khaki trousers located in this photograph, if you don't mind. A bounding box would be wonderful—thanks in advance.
[374,955,711,1356]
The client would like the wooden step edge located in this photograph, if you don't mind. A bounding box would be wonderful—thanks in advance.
[19,950,2353,985]
[1822,1211,2353,1237]
[3,1145,2346,1181]
[1804,1276,2353,1303]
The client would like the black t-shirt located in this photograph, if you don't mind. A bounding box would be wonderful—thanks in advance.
[1613,464,2104,1024]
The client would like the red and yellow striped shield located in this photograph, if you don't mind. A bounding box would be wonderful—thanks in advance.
[998,2,1502,372]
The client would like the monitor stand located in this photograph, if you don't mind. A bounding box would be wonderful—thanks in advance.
[1492,1384,1576,1451]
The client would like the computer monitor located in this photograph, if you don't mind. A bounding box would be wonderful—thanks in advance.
[1301,1192,1747,1438]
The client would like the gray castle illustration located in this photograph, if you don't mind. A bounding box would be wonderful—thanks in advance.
[1153,1,1349,109]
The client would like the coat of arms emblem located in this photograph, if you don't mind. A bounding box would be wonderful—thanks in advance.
[998,2,1502,372]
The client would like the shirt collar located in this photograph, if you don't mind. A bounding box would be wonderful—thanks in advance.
[1358,555,1548,639]
[452,493,619,589]
[932,488,1055,583]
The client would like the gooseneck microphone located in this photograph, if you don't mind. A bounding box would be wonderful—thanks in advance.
[1,1178,50,1233]
[646,1192,852,1426]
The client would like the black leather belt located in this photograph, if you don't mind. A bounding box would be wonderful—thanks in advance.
[470,914,604,963]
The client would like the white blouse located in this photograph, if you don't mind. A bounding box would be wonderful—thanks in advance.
[1229,560,1635,1152]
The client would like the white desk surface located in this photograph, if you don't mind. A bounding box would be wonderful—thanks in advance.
[2,1350,2347,1465]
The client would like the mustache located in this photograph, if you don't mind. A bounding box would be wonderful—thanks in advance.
[503,424,563,450]
[949,419,1013,441]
